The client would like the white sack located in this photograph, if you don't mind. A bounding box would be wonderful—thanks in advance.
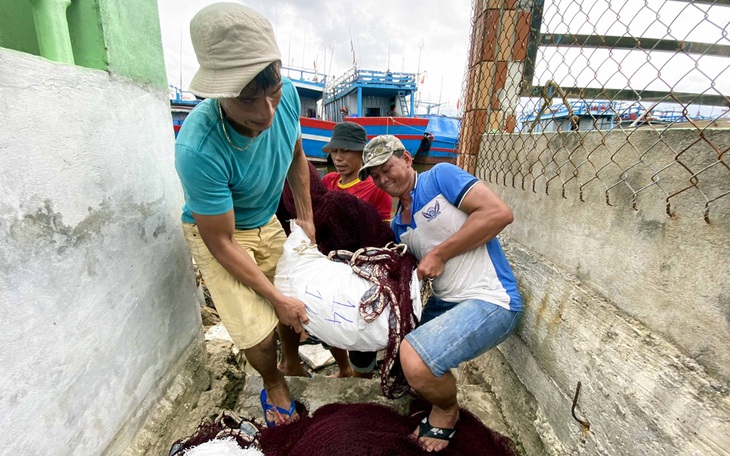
[183,438,263,456]
[274,222,421,352]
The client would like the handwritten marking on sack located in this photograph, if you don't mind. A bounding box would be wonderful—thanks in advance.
[303,286,322,315]
[305,287,323,300]
[304,303,317,315]
[333,297,356,308]
[326,312,353,324]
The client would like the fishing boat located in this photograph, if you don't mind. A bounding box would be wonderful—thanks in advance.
[168,66,460,164]
[520,100,618,133]
[415,114,460,164]
[169,86,201,138]
[323,67,425,153]
[323,66,459,163]
[282,66,335,162]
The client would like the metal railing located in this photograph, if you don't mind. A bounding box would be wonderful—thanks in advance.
[325,67,417,101]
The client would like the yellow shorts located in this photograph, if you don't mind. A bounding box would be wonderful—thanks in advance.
[182,216,286,349]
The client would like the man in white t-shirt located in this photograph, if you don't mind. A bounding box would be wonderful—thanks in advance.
[358,135,523,452]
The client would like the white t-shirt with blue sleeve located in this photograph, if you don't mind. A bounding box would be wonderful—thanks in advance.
[174,77,301,229]
[391,163,522,311]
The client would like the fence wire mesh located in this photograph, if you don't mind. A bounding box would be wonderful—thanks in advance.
[460,0,730,223]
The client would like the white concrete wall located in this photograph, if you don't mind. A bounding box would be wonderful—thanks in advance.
[0,49,202,455]
[463,129,730,455]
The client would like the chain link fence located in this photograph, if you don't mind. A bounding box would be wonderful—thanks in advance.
[460,0,730,223]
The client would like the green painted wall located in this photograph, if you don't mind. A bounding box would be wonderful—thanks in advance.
[0,1,41,56]
[99,0,168,90]
[0,0,167,90]
[67,0,107,70]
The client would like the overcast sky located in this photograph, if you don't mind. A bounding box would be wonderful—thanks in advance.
[157,0,472,117]
[157,1,729,120]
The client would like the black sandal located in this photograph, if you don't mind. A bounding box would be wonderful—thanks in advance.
[417,415,457,441]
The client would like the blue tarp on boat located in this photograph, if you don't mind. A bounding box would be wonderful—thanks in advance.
[422,115,460,143]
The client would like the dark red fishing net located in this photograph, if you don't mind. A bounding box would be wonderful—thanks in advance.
[276,162,394,254]
[259,400,519,456]
[277,162,417,398]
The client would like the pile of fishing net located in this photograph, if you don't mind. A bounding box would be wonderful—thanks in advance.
[277,162,418,398]
[259,400,518,455]
[170,402,517,456]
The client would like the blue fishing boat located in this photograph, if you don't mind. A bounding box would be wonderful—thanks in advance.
[416,114,460,164]
[282,66,334,162]
[323,67,426,154]
[323,66,459,162]
[300,117,336,162]
[169,86,201,138]
[520,100,617,133]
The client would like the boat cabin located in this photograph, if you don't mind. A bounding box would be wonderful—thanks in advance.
[323,67,418,122]
[282,66,327,119]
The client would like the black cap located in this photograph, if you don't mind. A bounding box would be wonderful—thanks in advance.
[322,122,367,152]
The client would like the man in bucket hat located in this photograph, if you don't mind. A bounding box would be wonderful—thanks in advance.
[174,3,314,427]
[359,135,523,451]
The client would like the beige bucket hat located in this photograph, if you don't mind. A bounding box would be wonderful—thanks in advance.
[189,3,281,99]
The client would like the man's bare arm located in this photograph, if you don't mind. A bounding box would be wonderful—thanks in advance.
[286,137,316,242]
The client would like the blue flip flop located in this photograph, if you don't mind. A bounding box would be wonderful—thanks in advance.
[259,389,296,427]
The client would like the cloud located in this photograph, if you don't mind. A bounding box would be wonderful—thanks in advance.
[157,0,472,116]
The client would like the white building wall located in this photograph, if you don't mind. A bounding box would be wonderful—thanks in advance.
[0,49,202,455]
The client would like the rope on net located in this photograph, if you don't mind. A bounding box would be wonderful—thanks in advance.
[329,243,418,399]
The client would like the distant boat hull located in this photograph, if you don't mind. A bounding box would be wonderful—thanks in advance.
[300,117,336,162]
[415,115,460,165]
[345,116,429,154]
[413,140,459,165]
[171,101,456,165]
[171,102,199,138]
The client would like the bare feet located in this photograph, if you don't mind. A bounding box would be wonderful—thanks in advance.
[353,370,374,379]
[326,365,354,378]
[277,360,311,377]
[412,406,459,452]
[327,348,354,378]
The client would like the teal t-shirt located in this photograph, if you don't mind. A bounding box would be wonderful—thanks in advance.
[175,78,301,229]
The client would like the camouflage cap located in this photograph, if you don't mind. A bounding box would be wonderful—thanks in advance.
[358,135,406,181]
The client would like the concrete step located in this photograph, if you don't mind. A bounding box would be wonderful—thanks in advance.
[238,371,513,441]
[123,335,523,455]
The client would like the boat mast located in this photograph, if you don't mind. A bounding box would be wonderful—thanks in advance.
[302,34,306,69]
[349,29,357,67]
[178,28,183,94]
[387,42,391,71]
[401,39,405,72]
[416,38,424,113]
